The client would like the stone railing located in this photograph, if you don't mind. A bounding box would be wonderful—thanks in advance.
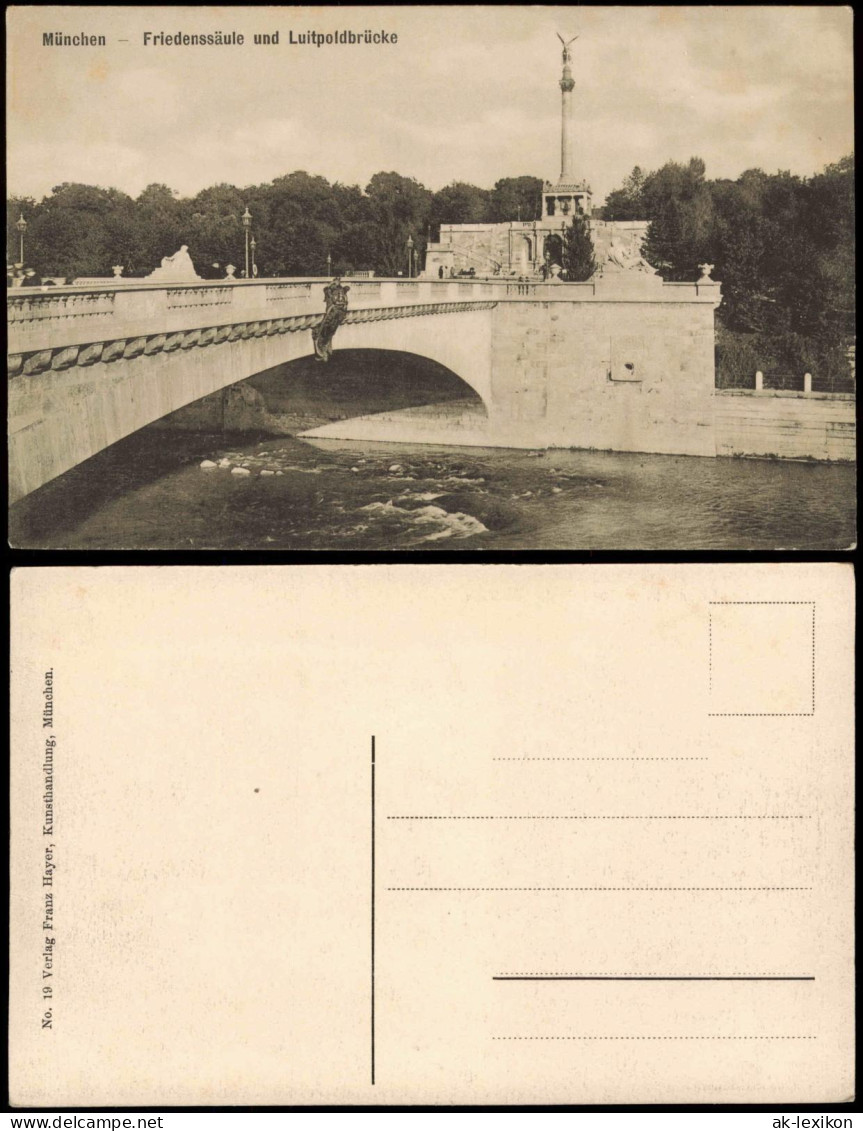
[345,281,382,298]
[166,286,234,309]
[425,277,721,302]
[6,277,502,378]
[7,279,327,358]
[8,289,118,323]
[265,283,312,302]
[8,297,498,379]
[7,274,722,369]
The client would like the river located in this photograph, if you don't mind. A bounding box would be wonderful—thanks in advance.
[10,420,856,550]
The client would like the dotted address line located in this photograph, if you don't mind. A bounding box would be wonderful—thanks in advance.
[495,971,810,977]
[387,815,810,820]
[388,886,811,892]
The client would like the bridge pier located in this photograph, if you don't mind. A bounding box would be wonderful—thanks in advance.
[483,289,718,456]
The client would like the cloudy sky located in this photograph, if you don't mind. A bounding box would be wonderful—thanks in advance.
[7,5,854,204]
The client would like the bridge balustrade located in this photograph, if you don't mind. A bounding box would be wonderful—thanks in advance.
[265,283,312,302]
[8,289,118,323]
[8,274,722,364]
[346,281,382,298]
[166,286,234,309]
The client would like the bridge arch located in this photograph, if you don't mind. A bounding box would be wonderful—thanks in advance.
[253,346,487,414]
[9,302,495,502]
[163,346,489,435]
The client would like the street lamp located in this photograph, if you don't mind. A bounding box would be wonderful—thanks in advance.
[250,236,257,278]
[406,234,414,279]
[242,206,252,278]
[16,213,27,269]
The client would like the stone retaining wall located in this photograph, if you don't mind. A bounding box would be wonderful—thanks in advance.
[715,390,855,462]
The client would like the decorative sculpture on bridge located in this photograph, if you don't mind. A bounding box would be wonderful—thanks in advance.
[146,245,201,282]
[599,237,658,276]
[312,277,350,362]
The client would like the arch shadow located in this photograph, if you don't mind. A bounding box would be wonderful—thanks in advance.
[248,347,489,426]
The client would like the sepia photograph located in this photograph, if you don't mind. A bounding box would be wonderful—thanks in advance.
[9,564,856,1105]
[6,6,855,550]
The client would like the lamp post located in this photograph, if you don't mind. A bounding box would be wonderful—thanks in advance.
[250,236,257,278]
[407,234,414,279]
[16,213,27,269]
[242,207,251,278]
[326,252,332,276]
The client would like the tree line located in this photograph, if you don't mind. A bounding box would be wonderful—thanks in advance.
[5,173,543,282]
[601,154,855,384]
[7,156,853,383]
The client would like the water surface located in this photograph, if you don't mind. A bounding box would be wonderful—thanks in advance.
[10,426,856,550]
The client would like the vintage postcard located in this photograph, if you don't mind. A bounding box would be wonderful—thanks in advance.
[6,6,856,549]
[9,564,855,1105]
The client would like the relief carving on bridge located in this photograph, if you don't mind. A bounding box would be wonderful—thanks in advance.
[78,343,105,367]
[21,350,52,376]
[47,346,79,371]
[144,334,167,356]
[123,337,147,360]
[102,340,127,363]
[6,300,498,378]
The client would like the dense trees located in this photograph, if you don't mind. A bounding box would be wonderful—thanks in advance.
[602,154,855,383]
[639,158,714,281]
[8,183,140,277]
[364,172,433,277]
[602,166,646,221]
[6,170,549,280]
[602,154,854,332]
[8,157,852,384]
[486,176,543,223]
[134,184,189,273]
[429,182,489,232]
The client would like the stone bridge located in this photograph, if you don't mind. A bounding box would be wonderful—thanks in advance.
[8,274,722,503]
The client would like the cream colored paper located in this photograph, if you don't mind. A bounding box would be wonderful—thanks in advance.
[9,565,854,1105]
